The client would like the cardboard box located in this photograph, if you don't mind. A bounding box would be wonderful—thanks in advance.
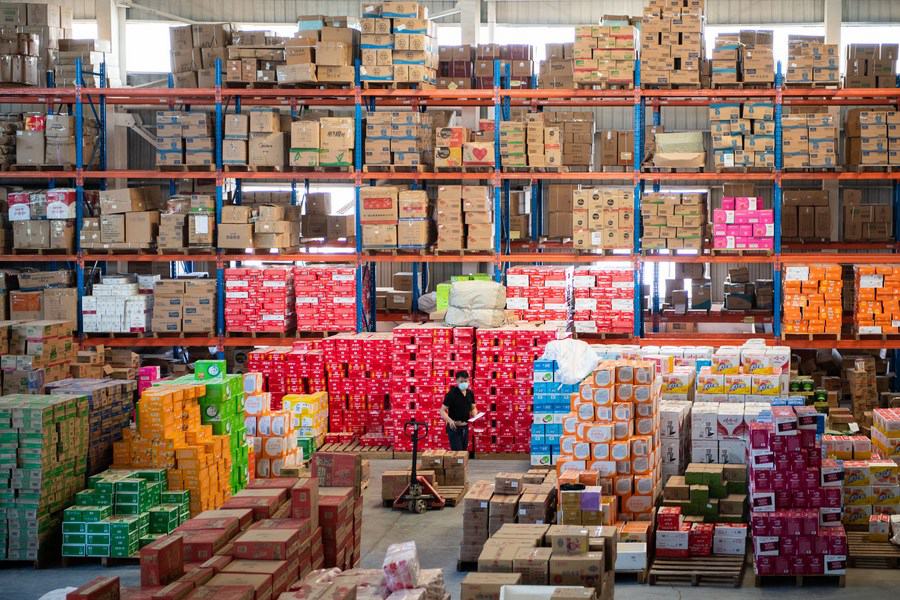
[218,224,254,249]
[126,211,160,246]
[249,133,287,167]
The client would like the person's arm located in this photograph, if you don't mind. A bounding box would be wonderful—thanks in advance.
[469,394,477,418]
[441,396,457,429]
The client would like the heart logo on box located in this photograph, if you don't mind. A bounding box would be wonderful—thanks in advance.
[472,147,488,160]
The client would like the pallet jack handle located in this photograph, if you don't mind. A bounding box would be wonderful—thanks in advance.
[404,419,428,486]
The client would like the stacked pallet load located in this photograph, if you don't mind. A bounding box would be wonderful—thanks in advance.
[44,112,98,167]
[711,31,774,87]
[473,44,534,89]
[837,455,899,528]
[365,111,433,169]
[712,195,774,252]
[523,113,561,169]
[438,44,474,89]
[89,186,164,252]
[390,324,474,450]
[846,43,898,88]
[786,35,839,86]
[224,267,295,334]
[45,379,136,475]
[782,264,843,335]
[505,266,573,328]
[572,20,635,89]
[595,128,635,169]
[292,17,359,85]
[247,108,289,169]
[641,192,707,252]
[871,408,900,465]
[323,333,393,438]
[155,194,215,252]
[298,191,355,242]
[293,265,358,332]
[853,265,900,335]
[244,378,301,478]
[62,469,190,558]
[155,110,214,168]
[473,325,556,454]
[782,189,831,243]
[709,102,776,170]
[1,319,76,393]
[360,2,437,86]
[531,359,577,467]
[81,275,152,334]
[572,266,635,334]
[360,185,400,250]
[223,30,286,85]
[437,185,494,252]
[661,464,748,523]
[8,187,76,253]
[247,344,327,409]
[639,0,704,88]
[112,380,235,515]
[783,110,838,169]
[550,111,595,169]
[748,406,848,578]
[282,390,329,459]
[499,119,527,168]
[169,24,232,87]
[0,392,87,562]
[555,359,662,521]
[150,279,216,334]
[539,42,575,89]
[572,186,634,251]
[845,109,900,168]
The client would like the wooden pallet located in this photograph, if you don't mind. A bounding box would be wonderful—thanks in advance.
[318,441,393,459]
[714,167,774,173]
[615,568,649,584]
[783,332,842,341]
[709,249,774,257]
[783,81,841,89]
[8,164,66,171]
[362,164,429,173]
[642,83,702,90]
[754,574,845,588]
[436,485,468,507]
[157,247,214,255]
[649,554,745,587]
[10,248,74,256]
[362,81,436,90]
[711,82,775,89]
[159,165,216,172]
[847,530,900,568]
[575,82,635,90]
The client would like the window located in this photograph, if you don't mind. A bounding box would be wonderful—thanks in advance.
[72,21,98,40]
[841,25,900,73]
[126,22,176,73]
[704,24,825,68]
[484,25,575,63]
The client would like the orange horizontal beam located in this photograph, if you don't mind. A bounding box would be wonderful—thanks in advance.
[641,253,773,264]
[780,253,900,264]
[0,253,76,262]
[81,335,219,347]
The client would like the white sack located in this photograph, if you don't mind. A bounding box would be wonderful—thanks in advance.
[445,306,506,328]
[448,280,506,310]
[540,338,599,385]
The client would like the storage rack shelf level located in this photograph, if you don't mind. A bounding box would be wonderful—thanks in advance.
[1,59,899,351]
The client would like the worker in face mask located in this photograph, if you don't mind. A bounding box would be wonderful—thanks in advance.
[440,370,477,451]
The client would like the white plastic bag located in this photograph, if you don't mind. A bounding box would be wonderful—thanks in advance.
[418,291,437,313]
[445,306,506,328]
[541,338,599,385]
[448,280,506,310]
[383,541,421,592]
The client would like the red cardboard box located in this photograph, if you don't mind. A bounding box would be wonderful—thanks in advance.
[179,529,231,563]
[204,573,272,600]
[180,587,253,600]
[311,453,362,491]
[67,576,121,600]
[176,517,241,540]
[140,535,184,587]
[291,478,320,529]
[194,508,254,530]
[232,528,301,561]
[221,494,282,521]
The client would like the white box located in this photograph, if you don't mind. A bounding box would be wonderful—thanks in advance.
[713,536,746,556]
[749,448,775,470]
[660,438,684,467]
[749,488,775,512]
[717,404,745,439]
[824,555,847,575]
[691,440,719,464]
[615,542,648,571]
[753,536,779,556]
[656,530,689,551]
[659,400,691,438]
[696,393,728,403]
[691,403,719,440]
[718,438,746,464]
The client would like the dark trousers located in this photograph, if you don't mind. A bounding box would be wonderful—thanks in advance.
[447,425,469,451]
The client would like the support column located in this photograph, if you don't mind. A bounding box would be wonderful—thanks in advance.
[459,0,482,276]
[96,0,128,186]
[824,0,841,46]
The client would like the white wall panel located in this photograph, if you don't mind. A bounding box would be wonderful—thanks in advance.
[844,0,900,22]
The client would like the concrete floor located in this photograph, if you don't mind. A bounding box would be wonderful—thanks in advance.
[4,458,900,599]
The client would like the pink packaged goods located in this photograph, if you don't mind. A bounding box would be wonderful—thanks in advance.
[225,267,295,333]
[748,405,847,576]
[712,196,775,250]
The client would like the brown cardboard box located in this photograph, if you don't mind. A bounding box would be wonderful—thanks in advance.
[225,114,249,139]
[548,212,573,238]
[362,224,397,248]
[189,212,215,246]
[223,140,248,164]
[126,211,160,246]
[99,187,159,215]
[549,552,605,589]
[460,573,522,600]
[326,215,355,239]
[249,109,281,134]
[814,206,830,239]
[513,547,552,585]
[10,290,42,320]
[387,290,412,312]
[302,214,328,238]
[42,288,77,324]
[222,205,252,224]
[218,224,254,249]
[15,130,44,165]
[290,120,320,149]
[397,219,431,246]
[158,214,186,249]
[249,133,287,167]
[360,186,399,221]
[101,215,125,243]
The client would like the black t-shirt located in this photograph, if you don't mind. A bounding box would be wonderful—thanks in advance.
[443,386,475,423]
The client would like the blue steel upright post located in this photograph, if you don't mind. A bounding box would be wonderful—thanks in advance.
[492,59,502,282]
[773,61,783,338]
[632,59,644,339]
[353,60,367,331]
[74,57,85,335]
[214,59,225,358]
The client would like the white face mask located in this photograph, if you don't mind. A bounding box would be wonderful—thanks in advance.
[458,382,469,391]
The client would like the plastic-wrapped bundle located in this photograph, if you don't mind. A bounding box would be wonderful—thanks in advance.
[383,541,421,592]
[446,280,507,327]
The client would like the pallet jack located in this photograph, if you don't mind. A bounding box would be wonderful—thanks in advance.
[393,419,446,513]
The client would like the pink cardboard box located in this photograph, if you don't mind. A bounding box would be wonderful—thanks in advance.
[735,196,759,210]
[721,196,735,210]
[712,208,733,224]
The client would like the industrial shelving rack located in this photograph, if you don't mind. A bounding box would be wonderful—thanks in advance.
[3,58,900,353]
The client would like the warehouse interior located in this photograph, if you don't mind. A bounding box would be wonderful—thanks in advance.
[3,1,900,600]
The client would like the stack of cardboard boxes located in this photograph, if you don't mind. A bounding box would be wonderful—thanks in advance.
[232,204,300,251]
[300,192,355,241]
[0,319,76,395]
[854,265,900,335]
[288,115,355,169]
[509,190,530,241]
[782,189,831,242]
[782,111,838,169]
[595,129,634,169]
[782,264,843,335]
[462,129,496,169]
[169,24,231,87]
[540,43,575,89]
[711,31,774,87]
[641,192,707,251]
[155,110,214,168]
[571,266,635,334]
[499,120,527,168]
[8,188,75,252]
[44,113,97,166]
[360,185,399,249]
[294,265,358,331]
[545,184,574,240]
[524,113,562,169]
[786,35,839,85]
[154,194,215,251]
[0,116,19,169]
[640,0,704,88]
[360,2,437,86]
[150,279,215,334]
[709,102,776,169]
[53,39,107,87]
[846,43,898,88]
[473,44,533,89]
[247,108,289,169]
[222,112,249,166]
[6,271,77,325]
[722,268,773,311]
[572,22,636,88]
[434,125,466,169]
[711,196,775,251]
[281,17,358,85]
[842,189,892,242]
[435,185,493,252]
[89,187,162,252]
[549,112,595,169]
[438,44,474,89]
[0,2,76,87]
[224,31,286,85]
[224,267,295,334]
[82,275,152,334]
[572,186,634,252]
[845,108,900,167]
[0,392,87,560]
[366,111,433,168]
